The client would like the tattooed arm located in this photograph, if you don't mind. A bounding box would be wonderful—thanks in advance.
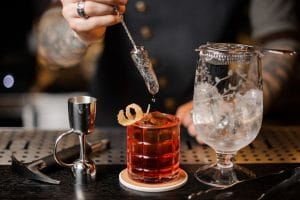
[249,0,300,112]
[261,42,298,112]
[37,0,126,67]
[37,7,89,67]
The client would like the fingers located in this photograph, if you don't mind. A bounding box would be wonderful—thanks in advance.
[176,101,204,144]
[84,3,126,17]
[63,1,125,20]
[195,134,205,144]
[69,15,121,33]
[91,0,128,6]
[62,0,127,6]
[187,121,204,144]
[187,123,197,137]
[176,101,193,127]
[61,0,127,43]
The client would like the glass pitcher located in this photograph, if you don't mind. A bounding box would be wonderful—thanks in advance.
[191,42,296,187]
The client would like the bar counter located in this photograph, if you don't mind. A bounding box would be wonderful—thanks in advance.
[0,126,299,199]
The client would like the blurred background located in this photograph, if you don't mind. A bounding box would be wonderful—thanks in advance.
[0,1,92,129]
[0,1,299,129]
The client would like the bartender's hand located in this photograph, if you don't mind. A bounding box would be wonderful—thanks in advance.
[61,0,127,43]
[176,101,204,144]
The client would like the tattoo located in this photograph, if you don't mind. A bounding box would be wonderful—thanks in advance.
[263,77,272,110]
[37,7,88,67]
[262,53,296,110]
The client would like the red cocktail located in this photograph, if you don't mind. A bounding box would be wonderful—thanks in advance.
[127,111,180,183]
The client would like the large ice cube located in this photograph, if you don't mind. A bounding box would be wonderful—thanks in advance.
[139,111,174,127]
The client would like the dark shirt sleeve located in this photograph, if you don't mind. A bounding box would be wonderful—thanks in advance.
[250,0,298,37]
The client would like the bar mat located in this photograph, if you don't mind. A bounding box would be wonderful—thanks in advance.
[0,126,299,165]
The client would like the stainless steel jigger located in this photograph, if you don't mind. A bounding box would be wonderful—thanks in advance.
[53,96,97,184]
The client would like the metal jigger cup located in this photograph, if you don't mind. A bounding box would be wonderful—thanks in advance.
[53,96,97,184]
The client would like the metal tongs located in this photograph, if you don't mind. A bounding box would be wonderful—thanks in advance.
[115,8,159,95]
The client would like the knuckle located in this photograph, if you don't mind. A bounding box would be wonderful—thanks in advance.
[84,3,92,15]
[119,5,126,14]
[61,6,73,19]
[112,16,121,24]
[69,21,82,32]
[61,7,68,17]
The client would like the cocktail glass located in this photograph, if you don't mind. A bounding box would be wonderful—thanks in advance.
[127,111,180,183]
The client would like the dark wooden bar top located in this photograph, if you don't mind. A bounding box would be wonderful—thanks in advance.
[0,164,299,200]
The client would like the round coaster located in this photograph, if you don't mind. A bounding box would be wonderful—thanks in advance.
[119,168,188,192]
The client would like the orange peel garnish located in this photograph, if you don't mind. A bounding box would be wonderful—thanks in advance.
[117,103,144,126]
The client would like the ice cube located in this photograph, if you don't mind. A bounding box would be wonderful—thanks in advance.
[236,89,263,120]
[193,83,221,102]
[193,83,224,125]
[140,111,175,127]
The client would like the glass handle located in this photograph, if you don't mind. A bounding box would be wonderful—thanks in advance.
[53,129,77,168]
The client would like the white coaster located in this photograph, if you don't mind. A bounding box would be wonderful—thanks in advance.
[119,168,188,192]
